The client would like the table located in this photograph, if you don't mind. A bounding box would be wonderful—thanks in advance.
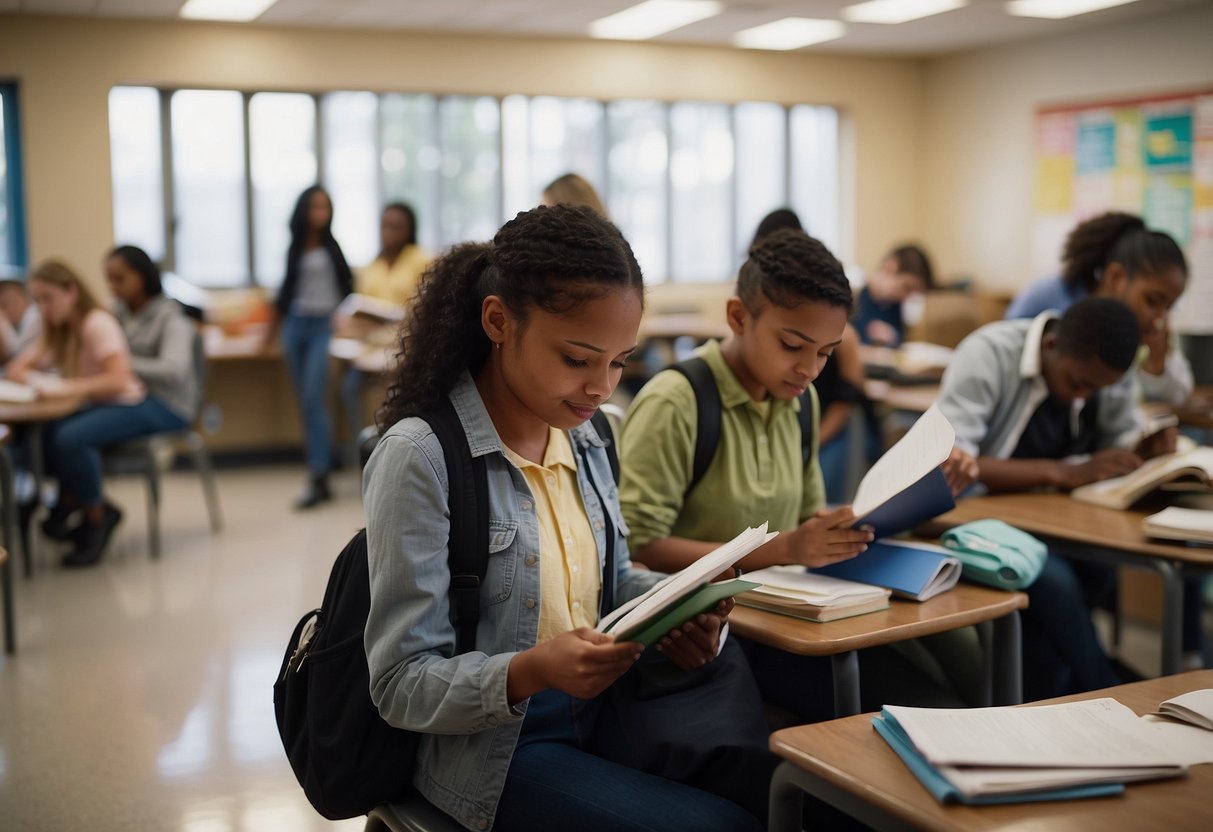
[864,380,941,415]
[638,313,730,342]
[923,493,1213,677]
[0,396,85,577]
[729,584,1027,717]
[767,669,1213,832]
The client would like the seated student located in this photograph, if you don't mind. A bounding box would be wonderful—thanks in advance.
[1006,212,1193,405]
[853,243,933,347]
[6,260,157,567]
[619,229,980,721]
[937,298,1173,697]
[541,172,607,216]
[0,278,42,365]
[363,205,770,832]
[340,202,431,451]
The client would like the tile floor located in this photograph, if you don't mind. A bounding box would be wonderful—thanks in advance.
[0,464,1203,830]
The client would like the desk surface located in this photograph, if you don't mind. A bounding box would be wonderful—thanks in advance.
[0,396,84,424]
[863,380,940,414]
[770,670,1213,832]
[638,313,729,342]
[729,583,1026,655]
[926,492,1213,568]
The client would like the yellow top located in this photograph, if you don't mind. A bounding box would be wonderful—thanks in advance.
[357,245,431,307]
[502,428,600,643]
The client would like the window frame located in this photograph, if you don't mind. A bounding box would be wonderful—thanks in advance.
[1,82,28,272]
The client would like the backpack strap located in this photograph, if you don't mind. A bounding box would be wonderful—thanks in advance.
[669,357,721,499]
[589,409,620,486]
[421,397,489,656]
[798,387,815,469]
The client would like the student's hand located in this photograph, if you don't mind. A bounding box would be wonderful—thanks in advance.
[1059,448,1142,489]
[787,507,873,568]
[1136,426,1178,459]
[1142,318,1169,375]
[526,628,642,700]
[866,320,899,347]
[941,447,979,496]
[655,599,732,670]
[5,365,28,384]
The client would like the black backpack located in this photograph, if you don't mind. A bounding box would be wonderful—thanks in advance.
[670,356,815,498]
[273,400,618,820]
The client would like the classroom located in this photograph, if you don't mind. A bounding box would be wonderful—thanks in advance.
[1,1,1211,830]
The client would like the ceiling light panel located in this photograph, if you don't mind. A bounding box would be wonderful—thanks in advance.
[179,0,279,23]
[1005,0,1140,20]
[588,1,724,41]
[843,1,968,25]
[732,17,846,51]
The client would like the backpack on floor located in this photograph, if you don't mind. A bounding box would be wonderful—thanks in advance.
[273,401,619,820]
[670,356,815,497]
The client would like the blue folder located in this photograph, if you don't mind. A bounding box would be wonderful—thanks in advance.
[814,539,959,600]
[872,710,1124,805]
[857,465,955,540]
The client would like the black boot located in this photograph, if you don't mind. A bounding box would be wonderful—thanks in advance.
[63,503,122,568]
[293,475,332,511]
[41,503,82,541]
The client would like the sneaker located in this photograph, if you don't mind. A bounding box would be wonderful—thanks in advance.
[41,504,82,541]
[62,503,122,568]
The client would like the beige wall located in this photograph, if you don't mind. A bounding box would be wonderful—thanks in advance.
[922,3,1213,293]
[0,14,926,290]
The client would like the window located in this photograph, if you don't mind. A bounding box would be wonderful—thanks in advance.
[0,84,25,273]
[170,90,248,288]
[109,87,165,261]
[669,102,733,283]
[249,92,317,287]
[109,87,841,287]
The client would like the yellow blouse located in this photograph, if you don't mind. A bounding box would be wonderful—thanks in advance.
[357,245,431,308]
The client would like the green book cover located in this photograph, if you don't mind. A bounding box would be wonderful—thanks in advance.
[607,578,760,647]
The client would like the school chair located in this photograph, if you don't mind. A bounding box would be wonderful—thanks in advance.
[365,798,463,832]
[0,424,19,653]
[104,330,222,559]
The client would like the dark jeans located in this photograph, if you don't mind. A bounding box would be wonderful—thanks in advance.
[493,651,767,832]
[42,397,188,506]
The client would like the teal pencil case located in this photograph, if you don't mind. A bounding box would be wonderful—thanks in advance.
[940,519,1046,591]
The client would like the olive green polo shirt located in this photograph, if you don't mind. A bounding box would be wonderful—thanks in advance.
[619,339,825,551]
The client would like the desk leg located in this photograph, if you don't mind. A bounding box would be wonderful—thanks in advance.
[1,552,12,655]
[25,423,46,578]
[832,651,861,717]
[976,620,993,706]
[1158,562,1183,677]
[769,762,805,832]
[769,758,921,832]
[0,446,19,652]
[993,610,1021,705]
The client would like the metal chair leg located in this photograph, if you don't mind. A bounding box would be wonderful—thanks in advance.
[187,432,223,532]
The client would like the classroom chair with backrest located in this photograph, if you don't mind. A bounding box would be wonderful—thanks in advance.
[104,329,222,559]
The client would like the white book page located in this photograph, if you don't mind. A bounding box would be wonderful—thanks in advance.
[1144,507,1213,535]
[851,405,955,520]
[598,525,775,634]
[1156,689,1213,731]
[1081,447,1213,496]
[742,567,888,605]
[1139,715,1213,764]
[938,764,1183,797]
[886,698,1183,767]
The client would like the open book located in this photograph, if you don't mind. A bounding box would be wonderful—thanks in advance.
[598,524,775,646]
[1155,689,1213,731]
[874,698,1189,804]
[814,539,961,601]
[849,404,957,539]
[335,292,405,323]
[736,567,890,622]
[1071,446,1213,510]
[1142,506,1213,545]
[0,378,37,403]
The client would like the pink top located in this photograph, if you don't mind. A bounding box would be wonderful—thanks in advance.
[37,309,145,405]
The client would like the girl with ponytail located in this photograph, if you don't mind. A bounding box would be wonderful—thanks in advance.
[1006,212,1192,405]
[363,205,766,832]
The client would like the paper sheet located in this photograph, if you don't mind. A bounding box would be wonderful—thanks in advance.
[852,405,955,520]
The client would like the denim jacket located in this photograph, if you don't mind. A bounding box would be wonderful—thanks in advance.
[362,372,664,831]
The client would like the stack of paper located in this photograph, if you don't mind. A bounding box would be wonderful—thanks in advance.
[737,567,891,622]
[1142,506,1213,545]
[874,699,1190,804]
[598,524,775,646]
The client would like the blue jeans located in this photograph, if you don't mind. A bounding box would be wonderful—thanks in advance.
[817,420,882,505]
[281,313,334,476]
[43,397,189,506]
[492,689,763,832]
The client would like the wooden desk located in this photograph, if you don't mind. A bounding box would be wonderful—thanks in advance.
[638,313,729,342]
[767,670,1213,832]
[925,493,1213,676]
[1175,386,1213,430]
[864,380,941,414]
[730,584,1027,716]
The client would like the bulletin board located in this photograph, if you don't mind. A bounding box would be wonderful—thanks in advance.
[1032,89,1213,334]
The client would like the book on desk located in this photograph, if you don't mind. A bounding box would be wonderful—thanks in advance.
[1071,445,1213,510]
[814,539,961,601]
[737,568,891,622]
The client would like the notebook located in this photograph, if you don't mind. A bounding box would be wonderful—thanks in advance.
[737,567,891,622]
[814,539,961,601]
[0,378,37,403]
[1154,689,1213,731]
[1142,506,1213,545]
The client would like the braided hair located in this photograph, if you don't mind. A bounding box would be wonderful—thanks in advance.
[1061,212,1188,292]
[737,228,852,314]
[378,204,643,428]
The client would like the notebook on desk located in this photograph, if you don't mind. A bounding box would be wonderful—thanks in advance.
[814,539,961,601]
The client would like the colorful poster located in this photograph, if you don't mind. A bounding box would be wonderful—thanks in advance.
[1143,174,1193,247]
[1114,108,1143,169]
[1035,156,1075,213]
[1144,104,1193,171]
[1077,111,1115,173]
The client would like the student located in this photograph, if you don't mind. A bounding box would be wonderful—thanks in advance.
[0,278,41,364]
[6,260,150,566]
[937,297,1169,697]
[541,172,607,216]
[749,209,880,503]
[268,185,353,510]
[1006,212,1193,405]
[340,203,431,450]
[619,229,978,719]
[363,205,769,832]
[853,243,934,347]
